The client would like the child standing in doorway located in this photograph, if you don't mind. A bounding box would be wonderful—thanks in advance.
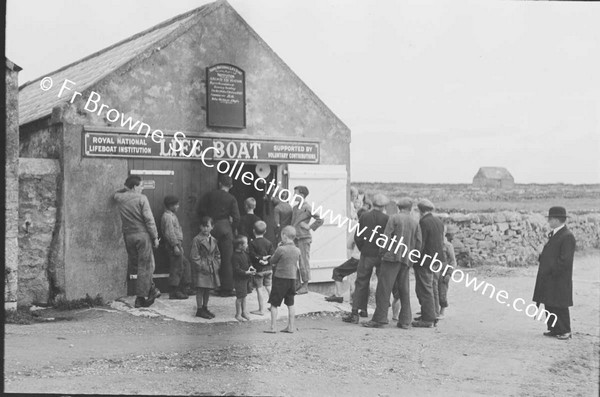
[161,195,190,300]
[239,197,261,240]
[232,235,256,322]
[190,216,221,319]
[249,221,275,315]
[264,226,301,334]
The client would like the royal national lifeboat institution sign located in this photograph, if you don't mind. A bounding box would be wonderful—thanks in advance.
[82,131,320,164]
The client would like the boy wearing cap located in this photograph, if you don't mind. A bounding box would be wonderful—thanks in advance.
[161,195,190,299]
[532,206,576,340]
[291,185,324,294]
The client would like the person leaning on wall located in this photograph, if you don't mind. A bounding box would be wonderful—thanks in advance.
[532,206,576,340]
[113,175,161,308]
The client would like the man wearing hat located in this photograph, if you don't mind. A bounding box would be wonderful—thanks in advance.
[412,198,445,328]
[342,193,389,324]
[363,197,421,328]
[197,175,240,297]
[532,206,576,340]
[291,185,324,294]
[113,175,161,308]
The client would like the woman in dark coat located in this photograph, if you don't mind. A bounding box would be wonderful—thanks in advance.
[532,206,576,339]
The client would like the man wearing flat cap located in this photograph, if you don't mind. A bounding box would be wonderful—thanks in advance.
[197,175,240,297]
[343,193,389,324]
[362,197,421,328]
[412,198,445,328]
[533,206,576,340]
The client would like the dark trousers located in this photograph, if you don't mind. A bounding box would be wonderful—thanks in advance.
[438,274,449,308]
[413,263,436,322]
[351,255,379,312]
[167,250,191,288]
[332,257,359,282]
[372,260,411,326]
[432,271,440,317]
[545,305,571,334]
[125,232,155,298]
[212,220,234,292]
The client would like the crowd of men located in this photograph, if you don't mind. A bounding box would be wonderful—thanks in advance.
[325,188,576,338]
[113,175,576,339]
[325,188,455,329]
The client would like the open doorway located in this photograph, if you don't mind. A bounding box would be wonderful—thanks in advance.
[229,163,279,244]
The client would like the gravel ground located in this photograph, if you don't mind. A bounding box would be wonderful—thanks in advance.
[4,251,599,396]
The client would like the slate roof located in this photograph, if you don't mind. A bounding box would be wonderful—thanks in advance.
[18,0,350,134]
[474,167,514,180]
[18,2,218,126]
[6,57,22,72]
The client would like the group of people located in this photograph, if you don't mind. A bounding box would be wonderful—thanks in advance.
[113,174,576,339]
[327,187,576,339]
[325,188,457,329]
[113,174,323,331]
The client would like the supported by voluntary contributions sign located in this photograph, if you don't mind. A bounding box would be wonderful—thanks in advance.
[83,132,320,164]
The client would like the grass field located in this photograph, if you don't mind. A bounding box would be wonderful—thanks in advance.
[353,182,600,213]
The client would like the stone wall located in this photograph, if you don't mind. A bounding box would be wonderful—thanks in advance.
[5,59,21,310]
[439,211,600,267]
[18,158,61,306]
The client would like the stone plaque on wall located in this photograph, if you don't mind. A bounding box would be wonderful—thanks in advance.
[206,64,246,128]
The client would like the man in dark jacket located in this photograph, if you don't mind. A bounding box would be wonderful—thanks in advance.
[413,199,445,328]
[362,197,421,328]
[197,175,240,297]
[342,194,389,324]
[533,206,576,340]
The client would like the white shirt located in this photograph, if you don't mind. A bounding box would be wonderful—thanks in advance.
[550,223,565,237]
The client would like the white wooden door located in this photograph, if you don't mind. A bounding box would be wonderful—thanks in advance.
[287,164,348,282]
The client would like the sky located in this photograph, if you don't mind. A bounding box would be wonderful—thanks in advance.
[6,0,600,184]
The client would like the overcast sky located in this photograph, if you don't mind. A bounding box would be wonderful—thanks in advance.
[6,0,600,183]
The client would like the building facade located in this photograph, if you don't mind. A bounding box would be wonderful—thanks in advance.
[16,1,351,304]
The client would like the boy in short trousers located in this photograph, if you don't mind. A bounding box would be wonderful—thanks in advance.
[249,221,275,315]
[264,226,301,334]
[232,235,255,322]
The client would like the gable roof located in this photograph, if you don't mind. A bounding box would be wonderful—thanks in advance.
[18,0,350,134]
[474,167,514,180]
[18,2,216,126]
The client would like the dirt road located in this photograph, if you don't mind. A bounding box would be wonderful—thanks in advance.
[5,251,599,396]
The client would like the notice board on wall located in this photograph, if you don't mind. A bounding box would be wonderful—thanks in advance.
[206,63,246,128]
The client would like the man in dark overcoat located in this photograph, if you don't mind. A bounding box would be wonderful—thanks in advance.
[533,206,576,340]
[412,199,445,328]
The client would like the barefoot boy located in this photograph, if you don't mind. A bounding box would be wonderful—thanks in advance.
[265,226,301,333]
[249,221,275,315]
[232,235,255,322]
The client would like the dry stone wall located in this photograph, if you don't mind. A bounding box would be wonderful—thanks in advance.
[438,211,600,267]
[18,158,61,306]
